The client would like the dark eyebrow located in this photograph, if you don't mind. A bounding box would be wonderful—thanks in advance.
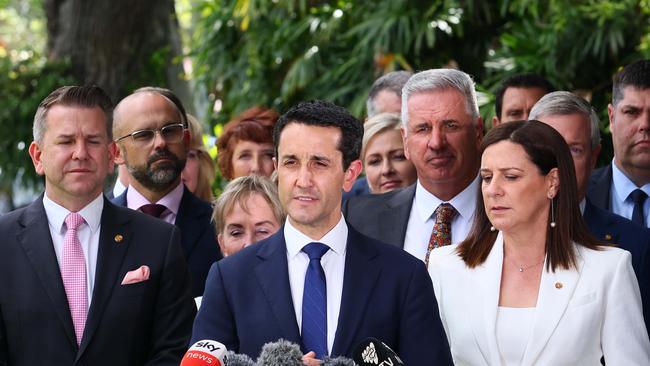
[480,167,524,173]
[310,155,330,163]
[226,223,244,230]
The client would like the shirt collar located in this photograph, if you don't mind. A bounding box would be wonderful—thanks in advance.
[611,158,650,202]
[126,181,184,215]
[284,214,348,258]
[414,175,480,222]
[43,192,104,234]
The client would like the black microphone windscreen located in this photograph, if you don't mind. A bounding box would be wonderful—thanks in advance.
[322,355,358,366]
[352,338,404,366]
[256,338,303,366]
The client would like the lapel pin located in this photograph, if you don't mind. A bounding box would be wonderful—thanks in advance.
[114,234,124,243]
[604,234,612,241]
[555,282,563,289]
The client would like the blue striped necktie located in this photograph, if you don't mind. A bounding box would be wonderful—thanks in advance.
[301,242,330,359]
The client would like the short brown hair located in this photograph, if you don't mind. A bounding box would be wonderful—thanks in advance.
[457,120,603,272]
[34,85,113,142]
[217,113,274,180]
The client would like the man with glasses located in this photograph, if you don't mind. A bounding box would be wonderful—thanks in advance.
[112,87,222,297]
[0,85,195,365]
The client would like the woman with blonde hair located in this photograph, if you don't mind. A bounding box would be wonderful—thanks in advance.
[182,115,217,202]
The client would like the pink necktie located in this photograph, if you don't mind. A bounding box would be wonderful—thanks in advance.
[62,212,88,345]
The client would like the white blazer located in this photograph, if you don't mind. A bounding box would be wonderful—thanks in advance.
[429,232,650,366]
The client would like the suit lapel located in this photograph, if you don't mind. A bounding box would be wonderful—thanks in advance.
[17,198,78,349]
[468,233,504,366]
[253,230,301,345]
[521,248,582,366]
[379,185,415,248]
[77,200,132,358]
[332,227,381,356]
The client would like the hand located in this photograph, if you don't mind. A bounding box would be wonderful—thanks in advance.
[302,351,322,365]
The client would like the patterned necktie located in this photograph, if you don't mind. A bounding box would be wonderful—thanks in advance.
[424,203,457,268]
[62,212,88,345]
[630,189,648,226]
[301,242,330,359]
[139,203,167,218]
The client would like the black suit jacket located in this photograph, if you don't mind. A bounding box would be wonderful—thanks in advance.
[0,197,196,366]
[113,186,222,297]
[191,224,453,365]
[342,185,415,248]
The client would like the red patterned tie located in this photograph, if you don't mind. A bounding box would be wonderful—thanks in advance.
[424,203,457,268]
[62,212,87,345]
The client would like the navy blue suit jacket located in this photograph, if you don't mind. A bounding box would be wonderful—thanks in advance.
[587,164,614,211]
[191,224,453,365]
[583,199,650,332]
[0,197,196,365]
[113,186,222,297]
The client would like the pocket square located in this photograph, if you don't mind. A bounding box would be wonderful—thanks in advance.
[121,265,150,285]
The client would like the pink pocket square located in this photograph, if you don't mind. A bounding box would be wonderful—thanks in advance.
[121,265,150,285]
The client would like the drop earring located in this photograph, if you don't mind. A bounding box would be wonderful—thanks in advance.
[550,197,556,228]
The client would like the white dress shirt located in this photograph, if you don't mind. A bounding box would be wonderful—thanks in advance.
[43,193,103,305]
[285,215,347,355]
[610,159,650,227]
[403,176,479,261]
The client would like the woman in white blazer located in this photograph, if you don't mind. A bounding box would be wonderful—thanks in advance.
[429,120,650,366]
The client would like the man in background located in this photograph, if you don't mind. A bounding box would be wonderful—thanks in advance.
[492,72,555,126]
[588,60,650,228]
[345,68,483,268]
[112,87,221,297]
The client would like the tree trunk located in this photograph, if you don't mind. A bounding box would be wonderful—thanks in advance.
[44,0,193,111]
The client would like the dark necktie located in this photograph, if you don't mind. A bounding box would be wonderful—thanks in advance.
[424,203,457,268]
[630,189,648,226]
[301,242,330,359]
[139,204,167,218]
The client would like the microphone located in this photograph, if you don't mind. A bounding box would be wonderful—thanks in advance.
[181,340,227,366]
[352,338,404,366]
[224,351,255,366]
[256,339,304,366]
[321,355,358,365]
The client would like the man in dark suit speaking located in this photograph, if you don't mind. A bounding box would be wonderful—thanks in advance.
[191,100,452,365]
[0,86,195,365]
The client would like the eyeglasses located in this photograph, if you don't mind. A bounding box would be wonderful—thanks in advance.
[115,123,186,146]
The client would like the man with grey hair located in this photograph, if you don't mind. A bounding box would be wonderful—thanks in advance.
[344,69,483,267]
[366,70,413,117]
[588,60,650,228]
[111,87,221,297]
[530,91,650,333]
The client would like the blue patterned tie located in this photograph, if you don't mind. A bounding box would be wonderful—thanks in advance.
[630,189,648,226]
[301,242,330,359]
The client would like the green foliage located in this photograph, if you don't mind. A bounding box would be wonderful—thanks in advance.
[191,0,650,167]
[0,53,76,192]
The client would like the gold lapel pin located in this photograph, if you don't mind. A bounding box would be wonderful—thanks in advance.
[555,282,563,289]
[114,234,124,243]
[605,234,612,241]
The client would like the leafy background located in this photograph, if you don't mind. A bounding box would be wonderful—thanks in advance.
[2,0,650,210]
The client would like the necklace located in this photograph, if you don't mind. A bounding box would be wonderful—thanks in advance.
[506,256,545,273]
